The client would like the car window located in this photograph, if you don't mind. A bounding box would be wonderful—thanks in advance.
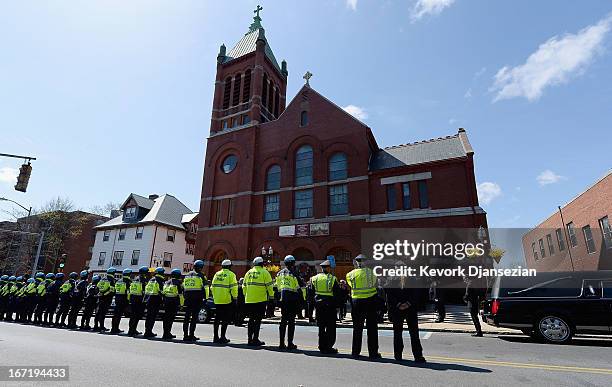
[582,280,602,298]
[603,281,612,298]
[506,277,581,298]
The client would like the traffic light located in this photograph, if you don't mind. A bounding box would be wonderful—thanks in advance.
[14,162,32,193]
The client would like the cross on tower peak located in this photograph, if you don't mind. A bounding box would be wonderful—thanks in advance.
[303,71,313,86]
[249,5,264,32]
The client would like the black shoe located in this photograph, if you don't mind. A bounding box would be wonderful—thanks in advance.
[183,336,193,342]
[414,356,427,363]
[220,338,230,344]
[287,343,297,350]
[143,332,156,338]
[162,335,174,340]
[351,353,361,359]
[110,329,122,334]
[253,339,265,346]
[278,343,286,350]
[369,353,382,360]
[99,327,109,332]
[472,332,483,337]
[190,335,200,341]
[213,337,221,344]
[394,355,403,361]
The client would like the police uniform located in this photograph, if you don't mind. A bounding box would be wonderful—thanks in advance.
[181,266,208,341]
[23,278,38,323]
[95,272,116,331]
[81,278,100,330]
[275,258,304,349]
[243,258,274,346]
[55,277,75,326]
[346,256,381,358]
[310,261,340,354]
[34,277,52,325]
[44,277,61,326]
[128,271,148,336]
[0,277,8,319]
[143,271,166,338]
[67,274,88,329]
[111,273,131,334]
[211,263,238,343]
[162,271,183,340]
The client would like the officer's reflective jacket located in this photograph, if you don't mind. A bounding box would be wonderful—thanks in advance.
[182,271,209,300]
[59,279,75,299]
[211,268,238,305]
[310,273,337,298]
[24,280,38,295]
[144,275,165,299]
[346,267,378,299]
[97,274,115,297]
[162,278,183,299]
[275,268,304,303]
[114,276,131,297]
[72,279,88,300]
[243,266,274,304]
[129,276,147,298]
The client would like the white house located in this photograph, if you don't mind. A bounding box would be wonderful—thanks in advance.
[89,193,198,274]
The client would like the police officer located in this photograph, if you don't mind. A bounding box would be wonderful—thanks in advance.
[276,255,304,350]
[13,276,26,322]
[81,275,100,330]
[161,268,183,340]
[143,267,165,338]
[127,266,148,336]
[5,276,18,321]
[111,268,132,334]
[243,256,274,346]
[0,275,8,319]
[346,254,381,359]
[44,273,62,326]
[23,277,38,323]
[464,275,485,337]
[182,260,208,342]
[67,270,89,329]
[211,259,238,344]
[310,260,340,354]
[34,273,53,325]
[95,267,116,332]
[55,272,77,327]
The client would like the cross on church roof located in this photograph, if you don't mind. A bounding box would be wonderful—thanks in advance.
[303,71,313,86]
[249,5,263,32]
[254,5,263,18]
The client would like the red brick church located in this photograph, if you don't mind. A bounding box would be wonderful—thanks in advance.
[195,9,487,278]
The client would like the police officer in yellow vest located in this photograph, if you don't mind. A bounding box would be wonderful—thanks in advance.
[276,255,305,350]
[143,267,166,338]
[55,272,77,327]
[182,260,209,342]
[110,268,132,334]
[95,267,116,332]
[244,256,274,346]
[67,270,88,329]
[23,276,39,323]
[127,266,148,336]
[161,268,183,340]
[346,254,381,359]
[211,259,238,344]
[34,274,52,325]
[310,260,340,354]
[0,275,8,320]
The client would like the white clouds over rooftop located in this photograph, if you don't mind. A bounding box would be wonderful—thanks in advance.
[342,104,368,120]
[411,0,456,22]
[537,169,566,186]
[477,182,502,205]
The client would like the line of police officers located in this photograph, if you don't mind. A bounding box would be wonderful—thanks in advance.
[0,254,426,363]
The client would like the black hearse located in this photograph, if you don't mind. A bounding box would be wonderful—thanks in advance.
[482,271,612,343]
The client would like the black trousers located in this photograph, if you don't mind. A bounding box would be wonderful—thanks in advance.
[467,297,482,333]
[81,299,97,327]
[56,297,71,325]
[128,297,144,334]
[95,295,112,329]
[67,297,83,328]
[44,297,58,325]
[183,297,202,337]
[247,302,266,342]
[315,300,336,351]
[34,297,46,324]
[163,298,179,337]
[145,296,161,335]
[279,302,298,345]
[434,292,446,322]
[112,296,128,331]
[391,309,423,359]
[214,303,233,339]
[351,296,379,356]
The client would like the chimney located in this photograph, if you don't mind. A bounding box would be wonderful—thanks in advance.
[110,209,121,218]
[148,194,159,200]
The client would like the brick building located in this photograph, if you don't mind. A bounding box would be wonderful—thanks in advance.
[523,170,612,272]
[195,10,487,278]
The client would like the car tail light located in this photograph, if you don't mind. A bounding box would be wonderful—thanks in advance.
[491,299,500,315]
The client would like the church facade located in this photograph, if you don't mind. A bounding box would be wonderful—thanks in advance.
[195,10,487,278]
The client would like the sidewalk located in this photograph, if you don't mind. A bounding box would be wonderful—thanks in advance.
[261,304,518,335]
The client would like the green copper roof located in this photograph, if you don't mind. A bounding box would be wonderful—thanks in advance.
[223,27,281,72]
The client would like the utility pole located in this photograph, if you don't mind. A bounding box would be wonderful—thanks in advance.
[33,231,45,273]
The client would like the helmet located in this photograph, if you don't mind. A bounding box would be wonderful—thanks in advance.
[69,272,78,279]
[122,268,132,276]
[16,276,23,281]
[80,270,88,278]
[1,275,8,281]
[253,256,264,265]
[45,273,54,279]
[92,275,101,283]
[320,260,331,267]
[55,273,64,280]
[107,267,116,274]
[27,278,35,283]
[193,260,204,270]
[221,259,232,267]
[35,272,44,279]
[155,267,164,274]
[354,254,367,262]
[171,268,181,277]
[138,266,149,274]
[9,276,16,281]
[284,255,296,264]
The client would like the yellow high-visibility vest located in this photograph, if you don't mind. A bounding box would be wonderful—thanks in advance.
[346,267,377,299]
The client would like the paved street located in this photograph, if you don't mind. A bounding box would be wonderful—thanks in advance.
[2,319,612,386]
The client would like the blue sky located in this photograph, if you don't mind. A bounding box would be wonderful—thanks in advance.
[1,0,611,229]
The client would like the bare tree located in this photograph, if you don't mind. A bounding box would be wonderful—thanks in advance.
[89,201,122,217]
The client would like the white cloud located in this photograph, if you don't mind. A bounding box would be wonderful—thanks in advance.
[346,0,358,11]
[536,169,566,186]
[448,118,459,125]
[342,105,368,120]
[464,88,472,99]
[0,167,18,184]
[491,14,612,102]
[474,67,487,79]
[410,0,455,22]
[477,182,502,205]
